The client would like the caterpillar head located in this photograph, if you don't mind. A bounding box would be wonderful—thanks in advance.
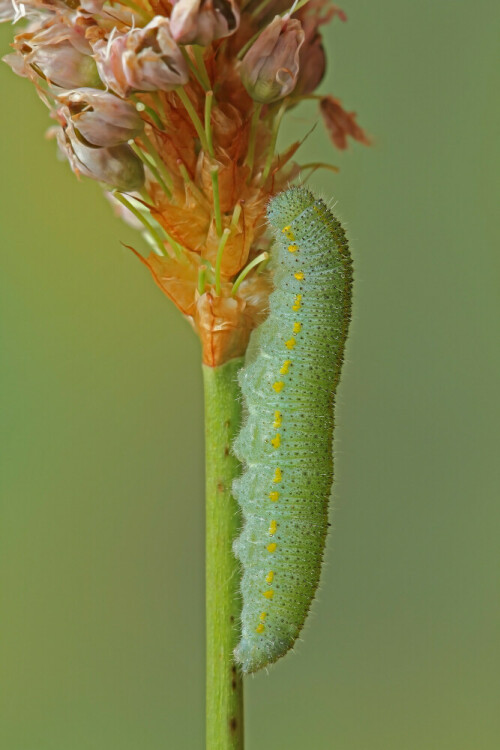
[267,186,316,231]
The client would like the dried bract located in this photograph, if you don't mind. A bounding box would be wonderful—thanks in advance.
[320,95,371,150]
[294,21,325,96]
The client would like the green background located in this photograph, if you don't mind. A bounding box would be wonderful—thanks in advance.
[1,1,499,748]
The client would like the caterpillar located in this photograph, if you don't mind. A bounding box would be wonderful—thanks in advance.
[232,186,353,674]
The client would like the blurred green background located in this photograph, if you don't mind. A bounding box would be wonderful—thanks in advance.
[1,1,499,748]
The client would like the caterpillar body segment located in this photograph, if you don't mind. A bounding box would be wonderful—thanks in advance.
[232,187,353,673]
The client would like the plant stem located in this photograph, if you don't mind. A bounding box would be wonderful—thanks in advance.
[203,359,245,750]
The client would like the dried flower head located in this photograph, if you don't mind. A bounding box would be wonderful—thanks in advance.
[57,87,144,147]
[3,0,369,366]
[9,13,101,88]
[170,0,240,46]
[92,17,190,97]
[56,113,145,190]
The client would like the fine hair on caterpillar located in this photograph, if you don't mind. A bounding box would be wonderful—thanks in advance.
[232,186,353,674]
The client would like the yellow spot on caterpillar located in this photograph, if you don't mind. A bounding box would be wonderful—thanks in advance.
[267,542,277,553]
[294,271,304,280]
[265,571,274,584]
[255,623,265,634]
[293,321,302,334]
[273,468,282,483]
[285,338,296,350]
[279,361,291,375]
[288,244,298,253]
[260,612,267,621]
[268,491,279,502]
[269,520,277,535]
[263,589,274,600]
[271,434,281,449]
[273,411,282,428]
[292,294,302,311]
[281,225,295,241]
[273,381,284,392]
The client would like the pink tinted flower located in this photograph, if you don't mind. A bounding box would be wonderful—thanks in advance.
[11,15,100,88]
[57,88,143,147]
[1,0,71,23]
[170,0,240,47]
[1,0,16,23]
[240,15,304,103]
[57,115,145,190]
[92,17,189,97]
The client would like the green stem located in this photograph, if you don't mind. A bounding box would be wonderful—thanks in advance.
[211,166,223,238]
[205,91,215,158]
[177,87,210,151]
[203,359,245,750]
[215,228,231,295]
[129,141,172,199]
[132,96,164,130]
[193,45,212,91]
[245,103,263,181]
[113,192,166,257]
[231,251,269,296]
[139,132,174,192]
[180,46,209,91]
[261,100,287,185]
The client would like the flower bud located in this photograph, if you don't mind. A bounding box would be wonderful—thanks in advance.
[92,16,189,98]
[31,43,100,88]
[0,0,61,23]
[1,0,15,23]
[57,88,144,147]
[57,117,145,191]
[240,15,304,103]
[11,17,100,88]
[170,0,240,47]
[79,0,143,24]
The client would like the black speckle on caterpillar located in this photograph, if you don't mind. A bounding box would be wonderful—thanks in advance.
[232,186,353,674]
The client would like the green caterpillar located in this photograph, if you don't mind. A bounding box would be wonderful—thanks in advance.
[232,186,353,673]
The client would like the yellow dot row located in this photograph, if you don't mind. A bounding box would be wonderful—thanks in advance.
[256,233,305,634]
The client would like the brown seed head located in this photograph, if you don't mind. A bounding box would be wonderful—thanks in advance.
[2,0,369,366]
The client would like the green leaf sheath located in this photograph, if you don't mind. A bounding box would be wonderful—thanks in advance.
[203,359,245,750]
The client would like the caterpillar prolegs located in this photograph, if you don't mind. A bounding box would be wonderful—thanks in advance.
[232,187,353,673]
